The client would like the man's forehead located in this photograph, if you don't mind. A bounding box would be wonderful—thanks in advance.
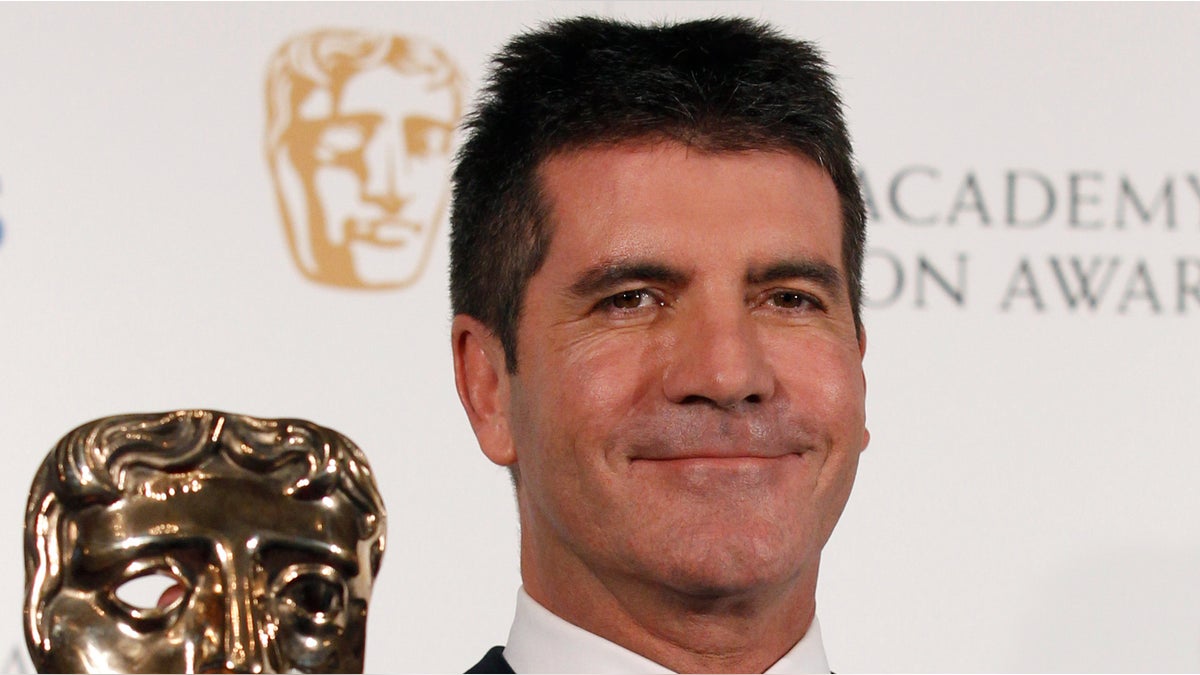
[534,141,844,257]
[536,140,839,215]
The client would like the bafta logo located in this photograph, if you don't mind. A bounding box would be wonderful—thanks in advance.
[265,30,464,289]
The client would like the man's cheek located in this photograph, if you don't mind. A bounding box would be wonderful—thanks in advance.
[793,348,866,415]
[561,341,656,412]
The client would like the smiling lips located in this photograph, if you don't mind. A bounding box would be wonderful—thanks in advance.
[627,433,813,469]
[628,451,805,491]
[632,448,803,462]
[625,416,816,465]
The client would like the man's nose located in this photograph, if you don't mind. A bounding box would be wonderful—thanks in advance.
[661,303,774,409]
[361,126,409,212]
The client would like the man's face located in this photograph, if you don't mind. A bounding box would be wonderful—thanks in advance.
[38,469,373,673]
[275,64,457,288]
[503,142,868,600]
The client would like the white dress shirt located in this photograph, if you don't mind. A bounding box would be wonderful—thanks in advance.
[503,587,831,674]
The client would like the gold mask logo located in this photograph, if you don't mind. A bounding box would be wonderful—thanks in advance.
[265,30,464,289]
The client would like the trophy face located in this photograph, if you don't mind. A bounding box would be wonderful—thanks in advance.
[24,411,386,674]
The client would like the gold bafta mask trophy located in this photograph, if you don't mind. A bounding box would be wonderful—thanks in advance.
[24,410,386,673]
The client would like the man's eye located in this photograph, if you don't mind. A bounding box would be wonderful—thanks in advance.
[768,290,821,310]
[605,290,658,311]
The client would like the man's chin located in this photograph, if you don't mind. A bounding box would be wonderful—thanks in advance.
[629,523,815,601]
[655,562,802,605]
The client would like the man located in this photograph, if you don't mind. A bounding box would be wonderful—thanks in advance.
[265,29,463,289]
[24,410,387,673]
[450,17,869,674]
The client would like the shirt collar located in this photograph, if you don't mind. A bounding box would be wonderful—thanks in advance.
[503,586,830,674]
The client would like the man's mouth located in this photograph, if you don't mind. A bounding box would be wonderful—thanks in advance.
[632,449,801,462]
[627,453,805,490]
[623,415,818,466]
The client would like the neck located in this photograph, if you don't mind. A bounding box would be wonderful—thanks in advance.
[520,527,820,673]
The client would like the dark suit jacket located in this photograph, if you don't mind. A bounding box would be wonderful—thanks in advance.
[466,646,514,674]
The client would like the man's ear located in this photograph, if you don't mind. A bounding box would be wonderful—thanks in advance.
[451,314,517,466]
[857,324,871,451]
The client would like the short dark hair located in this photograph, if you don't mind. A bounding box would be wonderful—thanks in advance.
[450,16,866,372]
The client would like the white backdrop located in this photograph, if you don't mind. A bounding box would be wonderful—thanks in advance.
[1,2,1198,672]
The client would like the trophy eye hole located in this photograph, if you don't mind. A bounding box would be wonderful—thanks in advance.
[281,573,344,619]
[114,569,187,611]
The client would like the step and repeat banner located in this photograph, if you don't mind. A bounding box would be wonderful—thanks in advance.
[1,2,1197,672]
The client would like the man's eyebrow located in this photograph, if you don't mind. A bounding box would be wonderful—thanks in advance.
[747,260,846,297]
[568,262,689,297]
